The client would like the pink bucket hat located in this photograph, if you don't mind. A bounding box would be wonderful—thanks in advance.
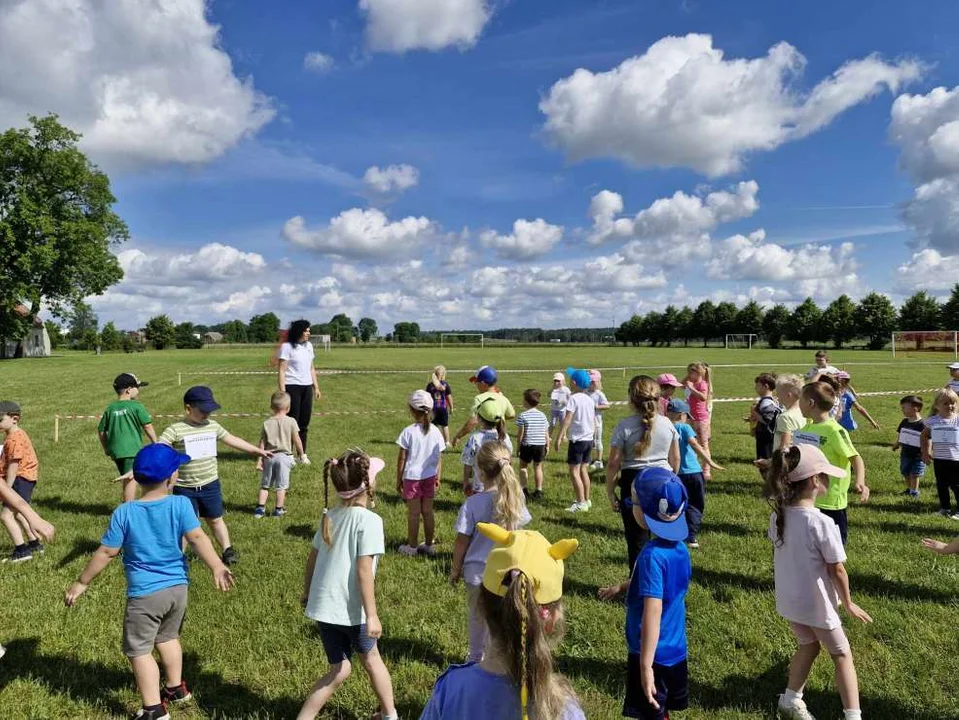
[657,373,683,388]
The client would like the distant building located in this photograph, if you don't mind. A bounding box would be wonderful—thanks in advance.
[204,331,224,344]
[1,306,51,359]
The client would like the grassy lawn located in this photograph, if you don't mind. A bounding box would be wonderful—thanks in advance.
[1,345,957,719]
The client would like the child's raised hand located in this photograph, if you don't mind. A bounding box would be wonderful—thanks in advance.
[922,538,950,554]
[845,601,873,624]
[64,582,87,607]
[213,566,235,591]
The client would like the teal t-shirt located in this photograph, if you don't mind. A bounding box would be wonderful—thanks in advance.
[98,400,153,460]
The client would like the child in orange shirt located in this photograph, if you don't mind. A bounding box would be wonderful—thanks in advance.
[0,401,42,563]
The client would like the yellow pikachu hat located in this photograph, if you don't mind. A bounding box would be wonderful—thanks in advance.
[479,523,579,604]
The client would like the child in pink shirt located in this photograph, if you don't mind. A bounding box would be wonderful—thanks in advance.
[683,362,713,478]
[657,373,683,416]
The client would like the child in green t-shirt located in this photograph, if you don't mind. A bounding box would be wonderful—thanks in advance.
[98,373,157,503]
[794,380,869,545]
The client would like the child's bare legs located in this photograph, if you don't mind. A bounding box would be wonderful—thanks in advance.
[441,425,450,444]
[568,465,585,504]
[257,488,270,507]
[275,488,287,509]
[406,499,422,546]
[908,473,920,492]
[356,646,396,717]
[156,638,184,689]
[1,507,26,546]
[297,659,352,720]
[579,464,592,503]
[421,497,435,546]
[130,652,164,708]
[785,641,820,694]
[206,517,232,552]
[534,462,544,491]
[123,477,137,503]
[832,649,860,710]
[519,461,530,489]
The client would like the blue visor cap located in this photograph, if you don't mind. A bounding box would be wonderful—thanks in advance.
[632,467,689,542]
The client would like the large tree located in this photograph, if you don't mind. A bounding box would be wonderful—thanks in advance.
[327,313,355,343]
[675,306,694,346]
[248,312,281,343]
[714,302,739,339]
[942,284,959,331]
[735,301,765,337]
[898,291,942,331]
[854,292,897,350]
[821,294,858,349]
[221,319,248,343]
[393,321,420,343]
[762,304,791,349]
[0,115,128,343]
[789,298,823,348]
[690,301,717,347]
[66,300,98,344]
[100,321,122,351]
[175,322,203,349]
[358,317,378,342]
[145,315,176,350]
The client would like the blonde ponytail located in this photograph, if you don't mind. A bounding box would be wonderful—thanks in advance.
[477,442,524,530]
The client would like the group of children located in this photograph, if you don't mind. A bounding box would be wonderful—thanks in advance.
[8,354,959,719]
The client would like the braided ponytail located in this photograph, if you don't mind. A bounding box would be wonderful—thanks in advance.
[762,445,805,546]
[321,459,333,546]
[628,375,660,457]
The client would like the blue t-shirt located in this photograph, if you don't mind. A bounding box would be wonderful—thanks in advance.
[101,495,201,598]
[674,422,702,475]
[838,390,857,432]
[625,538,691,665]
[420,663,585,720]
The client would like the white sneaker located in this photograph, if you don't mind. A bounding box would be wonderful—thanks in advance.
[300,454,311,466]
[0,644,5,660]
[950,513,959,521]
[777,695,816,720]
[566,502,584,513]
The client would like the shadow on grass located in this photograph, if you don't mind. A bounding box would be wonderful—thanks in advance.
[693,567,773,594]
[56,537,101,568]
[379,634,452,669]
[35,496,115,517]
[557,653,623,696]
[375,493,463,514]
[875,520,951,538]
[701,479,762,498]
[544,514,621,535]
[180,651,302,718]
[702,521,752,538]
[849,571,955,603]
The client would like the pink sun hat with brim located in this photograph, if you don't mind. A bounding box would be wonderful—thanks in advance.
[786,445,847,484]
[589,369,602,382]
[657,373,683,388]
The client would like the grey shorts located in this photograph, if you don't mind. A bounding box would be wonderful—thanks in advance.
[261,453,294,491]
[123,584,188,658]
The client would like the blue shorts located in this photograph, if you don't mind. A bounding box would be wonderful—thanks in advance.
[3,477,35,509]
[900,454,926,478]
[173,479,224,519]
[317,622,376,664]
[567,440,593,466]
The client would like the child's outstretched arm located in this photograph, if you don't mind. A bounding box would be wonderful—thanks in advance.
[854,402,881,430]
[0,484,53,541]
[826,562,872,623]
[143,423,158,443]
[449,533,470,584]
[357,555,382,638]
[65,544,121,606]
[301,547,319,607]
[223,433,271,458]
[851,455,869,502]
[184,527,234,591]
[689,437,724,471]
[639,597,664,710]
[922,536,959,554]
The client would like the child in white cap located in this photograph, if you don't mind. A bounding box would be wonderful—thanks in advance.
[550,372,572,448]
[947,362,959,394]
[396,390,446,556]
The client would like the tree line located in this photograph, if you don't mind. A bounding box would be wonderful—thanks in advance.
[614,288,959,350]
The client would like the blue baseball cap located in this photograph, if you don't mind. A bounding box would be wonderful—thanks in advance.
[133,443,191,485]
[183,385,220,413]
[469,365,498,385]
[632,467,689,542]
[667,399,690,415]
[567,367,591,390]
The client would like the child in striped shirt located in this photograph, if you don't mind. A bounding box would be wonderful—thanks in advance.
[516,389,549,500]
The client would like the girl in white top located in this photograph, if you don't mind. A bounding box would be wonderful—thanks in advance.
[587,370,611,470]
[557,368,596,513]
[764,444,871,720]
[921,388,959,518]
[278,319,321,459]
[450,441,531,663]
[549,372,572,448]
[396,390,446,557]
[299,450,396,720]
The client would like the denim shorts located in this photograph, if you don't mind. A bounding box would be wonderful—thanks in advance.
[317,622,376,663]
[173,479,224,519]
[3,477,35,509]
[900,454,926,478]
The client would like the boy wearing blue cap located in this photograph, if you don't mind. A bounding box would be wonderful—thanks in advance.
[65,444,235,720]
[159,386,270,566]
[621,468,692,719]
[452,366,515,448]
[557,368,596,513]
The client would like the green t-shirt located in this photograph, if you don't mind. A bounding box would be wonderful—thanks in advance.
[470,391,516,421]
[794,418,859,511]
[159,419,229,488]
[98,400,153,460]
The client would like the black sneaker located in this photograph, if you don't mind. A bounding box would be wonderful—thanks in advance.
[161,681,193,705]
[28,541,44,555]
[522,488,530,500]
[221,547,239,566]
[130,708,170,720]
[3,546,32,564]
[532,490,543,501]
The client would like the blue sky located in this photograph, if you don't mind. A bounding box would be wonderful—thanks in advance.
[3,0,959,330]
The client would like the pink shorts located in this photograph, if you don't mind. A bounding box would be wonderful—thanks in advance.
[789,622,850,655]
[402,476,438,501]
[691,418,711,443]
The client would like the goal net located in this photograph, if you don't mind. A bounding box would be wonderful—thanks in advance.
[892,331,958,358]
[725,334,758,349]
[440,333,484,348]
[310,334,332,353]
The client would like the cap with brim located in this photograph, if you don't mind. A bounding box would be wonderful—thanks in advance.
[632,467,689,542]
[567,367,591,390]
[657,373,683,388]
[408,389,434,411]
[589,369,602,382]
[552,372,564,382]
[114,373,149,390]
[133,443,191,484]
[948,363,959,370]
[667,399,690,415]
[0,400,22,416]
[368,457,385,483]
[183,386,220,413]
[836,371,851,380]
[786,444,846,484]
[469,365,498,385]
[476,396,503,423]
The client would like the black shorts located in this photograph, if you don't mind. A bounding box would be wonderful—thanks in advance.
[623,655,689,719]
[317,622,377,664]
[820,508,848,545]
[3,477,35,509]
[519,444,547,464]
[567,440,593,466]
[432,408,449,427]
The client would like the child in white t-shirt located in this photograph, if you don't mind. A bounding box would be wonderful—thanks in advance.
[557,368,596,513]
[549,373,571,448]
[396,390,446,557]
[461,397,514,496]
[921,388,959,518]
[764,444,871,720]
[946,363,959,395]
[300,450,396,720]
[587,370,610,470]
[450,441,531,663]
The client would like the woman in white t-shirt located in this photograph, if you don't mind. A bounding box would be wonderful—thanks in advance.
[278,320,321,457]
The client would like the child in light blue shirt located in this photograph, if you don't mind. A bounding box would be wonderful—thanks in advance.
[666,400,723,548]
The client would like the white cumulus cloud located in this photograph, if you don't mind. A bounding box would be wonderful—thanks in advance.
[0,0,274,167]
[212,286,272,314]
[480,219,565,260]
[304,52,335,73]
[707,232,858,283]
[363,164,420,196]
[541,34,920,176]
[360,0,492,53]
[895,248,959,292]
[117,243,267,284]
[283,208,434,259]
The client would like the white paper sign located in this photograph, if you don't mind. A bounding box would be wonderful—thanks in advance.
[898,428,922,448]
[183,432,218,461]
[932,425,959,447]
[792,431,823,447]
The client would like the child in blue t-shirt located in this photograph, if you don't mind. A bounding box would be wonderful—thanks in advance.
[623,468,692,720]
[666,400,723,549]
[65,444,234,720]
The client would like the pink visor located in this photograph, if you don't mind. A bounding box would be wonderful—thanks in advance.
[786,445,846,484]
[657,373,683,388]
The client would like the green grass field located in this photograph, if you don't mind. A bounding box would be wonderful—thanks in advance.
[2,346,958,719]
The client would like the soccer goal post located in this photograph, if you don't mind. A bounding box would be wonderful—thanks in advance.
[725,334,758,349]
[891,330,958,358]
[310,334,332,353]
[440,333,484,348]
